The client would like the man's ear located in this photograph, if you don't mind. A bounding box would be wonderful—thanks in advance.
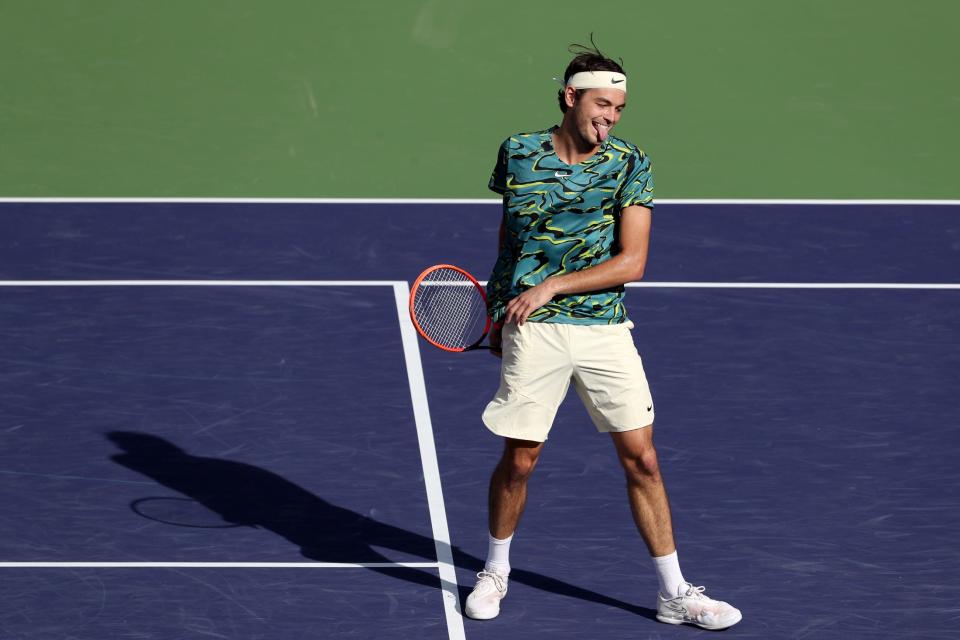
[564,86,578,109]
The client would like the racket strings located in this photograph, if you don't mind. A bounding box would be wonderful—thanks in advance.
[413,268,488,349]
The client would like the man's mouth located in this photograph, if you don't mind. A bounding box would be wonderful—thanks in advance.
[593,121,610,142]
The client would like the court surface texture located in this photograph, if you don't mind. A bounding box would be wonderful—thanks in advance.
[1,199,957,639]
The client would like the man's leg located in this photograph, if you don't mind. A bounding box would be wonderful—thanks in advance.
[609,425,675,557]
[465,437,544,620]
[472,322,570,619]
[489,437,545,539]
[611,425,742,630]
[611,425,686,597]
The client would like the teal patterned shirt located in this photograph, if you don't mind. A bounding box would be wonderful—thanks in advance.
[486,127,654,324]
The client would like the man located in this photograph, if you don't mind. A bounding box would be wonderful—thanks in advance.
[463,44,742,631]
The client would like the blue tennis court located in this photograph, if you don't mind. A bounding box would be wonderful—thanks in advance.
[1,200,958,639]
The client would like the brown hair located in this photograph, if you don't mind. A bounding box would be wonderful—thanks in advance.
[557,35,626,113]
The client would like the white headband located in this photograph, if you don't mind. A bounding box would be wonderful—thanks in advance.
[563,70,627,93]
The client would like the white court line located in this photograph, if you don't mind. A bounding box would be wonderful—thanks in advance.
[625,282,960,290]
[1,280,957,289]
[0,280,397,287]
[0,197,958,205]
[422,280,960,290]
[0,562,438,569]
[393,282,466,640]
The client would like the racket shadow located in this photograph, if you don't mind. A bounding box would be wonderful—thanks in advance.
[105,431,655,620]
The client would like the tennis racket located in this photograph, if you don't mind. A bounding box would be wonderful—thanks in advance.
[409,264,493,352]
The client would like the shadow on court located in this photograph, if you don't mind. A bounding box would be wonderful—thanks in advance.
[106,431,656,621]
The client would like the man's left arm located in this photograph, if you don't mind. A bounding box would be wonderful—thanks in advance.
[503,205,652,325]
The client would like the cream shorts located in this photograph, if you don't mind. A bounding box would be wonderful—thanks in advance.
[482,320,655,442]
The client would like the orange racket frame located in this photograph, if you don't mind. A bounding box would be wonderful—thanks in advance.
[409,264,492,352]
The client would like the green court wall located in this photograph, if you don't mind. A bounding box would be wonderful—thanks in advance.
[1,1,957,198]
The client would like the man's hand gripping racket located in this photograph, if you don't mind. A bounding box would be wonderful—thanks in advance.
[409,265,501,355]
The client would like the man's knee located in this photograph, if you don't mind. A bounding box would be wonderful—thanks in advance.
[620,443,662,485]
[498,438,543,483]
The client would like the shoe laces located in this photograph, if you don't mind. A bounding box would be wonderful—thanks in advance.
[680,583,732,611]
[475,570,507,593]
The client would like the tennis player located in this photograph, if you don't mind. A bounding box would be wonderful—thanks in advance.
[464,43,742,631]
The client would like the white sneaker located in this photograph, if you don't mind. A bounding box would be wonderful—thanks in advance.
[464,571,508,620]
[656,582,742,630]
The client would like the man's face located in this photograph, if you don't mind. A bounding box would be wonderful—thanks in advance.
[566,87,626,146]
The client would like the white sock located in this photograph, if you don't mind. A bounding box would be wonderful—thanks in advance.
[652,550,686,597]
[484,532,513,577]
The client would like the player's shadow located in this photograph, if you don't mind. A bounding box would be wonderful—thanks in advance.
[106,431,656,621]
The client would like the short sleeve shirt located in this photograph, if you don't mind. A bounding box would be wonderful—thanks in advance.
[486,127,654,324]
